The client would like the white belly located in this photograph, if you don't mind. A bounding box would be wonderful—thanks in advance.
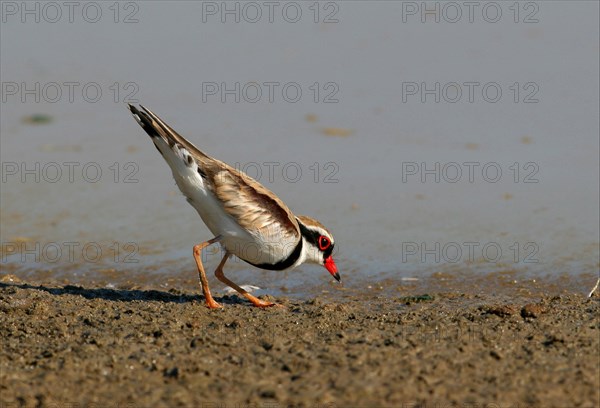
[156,138,295,265]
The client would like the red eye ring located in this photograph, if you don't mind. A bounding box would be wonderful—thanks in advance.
[318,236,331,251]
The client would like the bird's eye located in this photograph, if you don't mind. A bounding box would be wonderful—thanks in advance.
[318,236,331,251]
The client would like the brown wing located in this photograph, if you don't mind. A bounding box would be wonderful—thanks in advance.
[212,167,300,243]
[130,104,300,243]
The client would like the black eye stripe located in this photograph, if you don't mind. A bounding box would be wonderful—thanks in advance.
[323,244,334,259]
[298,222,333,253]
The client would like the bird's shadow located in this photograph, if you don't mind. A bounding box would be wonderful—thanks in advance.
[0,282,244,305]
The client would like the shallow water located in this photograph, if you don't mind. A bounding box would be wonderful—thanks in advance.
[1,2,598,297]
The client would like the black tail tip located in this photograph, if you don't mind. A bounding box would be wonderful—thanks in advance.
[127,103,161,139]
[127,103,139,114]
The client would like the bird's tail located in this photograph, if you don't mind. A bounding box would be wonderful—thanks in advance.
[127,104,209,159]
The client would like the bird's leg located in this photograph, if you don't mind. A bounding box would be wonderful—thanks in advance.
[193,236,222,309]
[215,252,278,308]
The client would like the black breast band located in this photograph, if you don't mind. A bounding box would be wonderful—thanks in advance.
[244,238,303,271]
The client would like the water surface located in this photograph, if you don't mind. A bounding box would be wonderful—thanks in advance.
[1,2,598,297]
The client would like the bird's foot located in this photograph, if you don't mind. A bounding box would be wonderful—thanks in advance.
[204,298,223,309]
[247,296,282,308]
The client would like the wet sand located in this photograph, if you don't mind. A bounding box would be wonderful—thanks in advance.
[1,275,599,408]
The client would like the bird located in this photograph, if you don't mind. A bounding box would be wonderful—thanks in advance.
[127,104,339,308]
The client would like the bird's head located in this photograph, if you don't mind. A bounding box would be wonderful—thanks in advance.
[296,215,340,282]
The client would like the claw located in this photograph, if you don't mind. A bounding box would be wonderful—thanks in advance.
[205,299,223,309]
[250,298,282,308]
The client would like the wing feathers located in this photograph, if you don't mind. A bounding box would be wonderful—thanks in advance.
[128,104,300,244]
[214,170,300,242]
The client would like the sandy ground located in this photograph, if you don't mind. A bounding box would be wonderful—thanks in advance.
[0,275,599,408]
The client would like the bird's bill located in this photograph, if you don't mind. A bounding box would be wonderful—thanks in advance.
[324,255,340,282]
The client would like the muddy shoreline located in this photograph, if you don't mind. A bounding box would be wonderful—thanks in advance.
[1,277,598,408]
